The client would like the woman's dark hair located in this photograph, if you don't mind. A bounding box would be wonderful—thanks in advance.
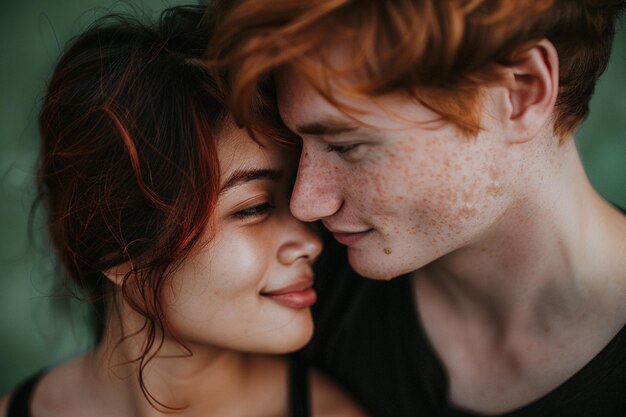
[37,5,224,408]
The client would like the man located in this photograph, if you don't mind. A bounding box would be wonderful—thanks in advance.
[208,1,626,416]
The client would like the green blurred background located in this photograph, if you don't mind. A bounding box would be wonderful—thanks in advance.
[0,0,194,393]
[1,0,625,394]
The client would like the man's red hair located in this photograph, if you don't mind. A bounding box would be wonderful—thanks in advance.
[208,0,625,139]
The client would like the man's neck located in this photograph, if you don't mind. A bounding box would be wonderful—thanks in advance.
[409,141,626,413]
[412,141,626,345]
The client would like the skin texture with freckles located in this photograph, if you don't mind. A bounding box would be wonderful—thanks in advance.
[275,40,626,414]
[279,69,515,280]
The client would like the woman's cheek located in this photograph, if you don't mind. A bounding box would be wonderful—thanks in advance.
[210,228,274,292]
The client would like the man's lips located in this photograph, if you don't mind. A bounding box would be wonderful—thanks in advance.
[261,280,317,309]
[324,226,374,246]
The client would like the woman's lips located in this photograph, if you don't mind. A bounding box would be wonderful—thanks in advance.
[261,281,317,309]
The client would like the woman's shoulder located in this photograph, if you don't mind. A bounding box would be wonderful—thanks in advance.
[0,369,47,417]
[0,394,9,417]
[0,356,93,417]
[248,354,370,417]
[310,368,370,417]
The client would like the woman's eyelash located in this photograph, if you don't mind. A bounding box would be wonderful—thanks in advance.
[233,202,275,219]
[325,143,358,154]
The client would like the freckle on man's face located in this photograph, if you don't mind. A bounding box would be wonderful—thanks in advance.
[276,65,512,280]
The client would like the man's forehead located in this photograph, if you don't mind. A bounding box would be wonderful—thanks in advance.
[275,65,334,129]
[275,65,309,100]
[276,68,443,136]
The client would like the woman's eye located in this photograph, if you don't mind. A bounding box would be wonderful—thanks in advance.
[233,202,275,219]
[325,143,359,154]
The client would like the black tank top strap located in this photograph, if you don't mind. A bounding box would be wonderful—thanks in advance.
[6,371,45,417]
[288,350,310,417]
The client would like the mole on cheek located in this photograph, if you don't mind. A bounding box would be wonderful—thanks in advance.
[384,247,392,254]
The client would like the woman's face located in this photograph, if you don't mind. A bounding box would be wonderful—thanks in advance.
[163,122,322,354]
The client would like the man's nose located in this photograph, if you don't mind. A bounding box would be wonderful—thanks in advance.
[290,148,343,222]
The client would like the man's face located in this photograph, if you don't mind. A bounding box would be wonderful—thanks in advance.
[277,67,516,280]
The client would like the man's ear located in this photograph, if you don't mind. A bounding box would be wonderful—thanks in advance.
[503,39,559,143]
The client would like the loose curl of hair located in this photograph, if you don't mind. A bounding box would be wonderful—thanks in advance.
[36,5,225,410]
[208,0,625,140]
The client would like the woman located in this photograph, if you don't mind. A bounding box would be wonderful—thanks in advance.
[0,5,367,417]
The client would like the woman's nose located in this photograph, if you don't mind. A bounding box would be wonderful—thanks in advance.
[277,217,323,266]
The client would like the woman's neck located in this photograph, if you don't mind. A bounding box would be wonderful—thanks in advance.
[84,310,257,417]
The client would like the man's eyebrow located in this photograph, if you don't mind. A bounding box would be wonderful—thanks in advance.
[296,118,361,136]
[220,169,283,194]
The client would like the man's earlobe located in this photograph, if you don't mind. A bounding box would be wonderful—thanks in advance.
[505,39,559,143]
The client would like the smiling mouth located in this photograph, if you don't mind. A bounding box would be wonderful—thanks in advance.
[261,282,317,309]
[330,229,374,246]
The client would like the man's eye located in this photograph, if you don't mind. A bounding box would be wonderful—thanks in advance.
[325,143,359,154]
[233,202,275,219]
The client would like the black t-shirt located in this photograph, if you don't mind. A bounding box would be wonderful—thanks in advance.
[307,234,626,417]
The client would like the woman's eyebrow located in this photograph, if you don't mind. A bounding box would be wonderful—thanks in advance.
[219,168,284,194]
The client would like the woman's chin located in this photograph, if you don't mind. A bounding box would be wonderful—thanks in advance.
[258,312,314,354]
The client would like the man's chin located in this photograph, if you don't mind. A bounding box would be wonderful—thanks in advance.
[347,250,403,281]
